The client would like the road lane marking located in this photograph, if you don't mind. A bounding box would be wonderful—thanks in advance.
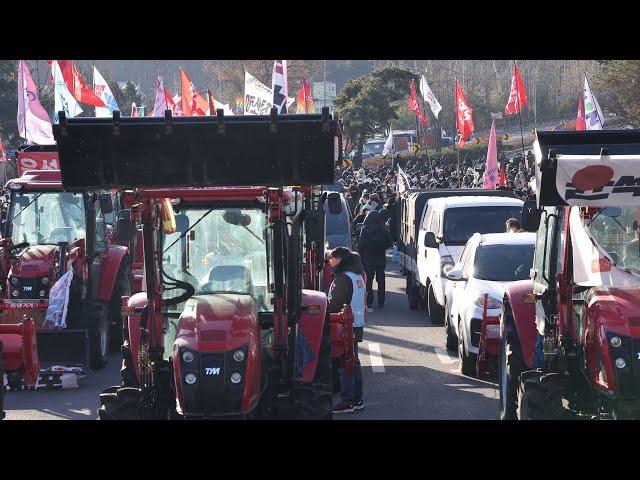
[367,342,385,372]
[434,347,458,364]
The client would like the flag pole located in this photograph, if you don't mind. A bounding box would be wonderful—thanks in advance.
[454,78,461,188]
[515,61,527,167]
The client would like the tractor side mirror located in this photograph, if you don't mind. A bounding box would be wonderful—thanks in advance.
[424,231,438,249]
[521,200,541,232]
[99,193,113,214]
[304,210,324,244]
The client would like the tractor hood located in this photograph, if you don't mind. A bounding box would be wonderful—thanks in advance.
[587,287,640,336]
[10,244,58,278]
[175,294,259,352]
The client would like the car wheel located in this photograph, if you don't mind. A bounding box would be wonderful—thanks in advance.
[445,301,457,351]
[428,283,444,325]
[458,318,477,377]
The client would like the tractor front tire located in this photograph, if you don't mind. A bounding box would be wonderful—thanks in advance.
[517,372,564,420]
[99,386,142,420]
[499,303,525,420]
[444,301,458,351]
[82,302,110,370]
[458,318,477,377]
[407,273,420,310]
[428,283,444,325]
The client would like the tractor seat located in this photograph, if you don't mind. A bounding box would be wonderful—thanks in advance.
[49,227,73,244]
[205,265,252,294]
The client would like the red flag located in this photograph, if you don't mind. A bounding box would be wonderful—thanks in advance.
[455,80,474,148]
[345,138,352,153]
[53,61,106,107]
[407,79,429,128]
[296,78,315,114]
[576,95,586,131]
[0,139,7,163]
[504,62,528,115]
[180,67,208,116]
[498,163,506,187]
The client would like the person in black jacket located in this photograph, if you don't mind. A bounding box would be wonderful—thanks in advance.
[357,210,393,309]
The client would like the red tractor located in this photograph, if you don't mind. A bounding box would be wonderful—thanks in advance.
[0,145,131,390]
[499,130,640,419]
[53,108,353,419]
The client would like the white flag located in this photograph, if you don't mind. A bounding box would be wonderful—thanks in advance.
[383,126,394,156]
[420,75,442,119]
[583,75,604,131]
[93,66,120,118]
[244,71,273,115]
[397,166,411,193]
[53,60,83,122]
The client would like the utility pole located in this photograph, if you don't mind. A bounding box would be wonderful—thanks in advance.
[323,60,327,109]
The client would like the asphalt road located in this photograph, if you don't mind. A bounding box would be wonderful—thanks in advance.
[4,261,499,420]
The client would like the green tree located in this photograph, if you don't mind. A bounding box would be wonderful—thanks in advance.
[0,60,18,147]
[595,60,640,127]
[334,66,417,167]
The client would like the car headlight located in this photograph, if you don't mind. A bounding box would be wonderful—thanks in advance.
[610,336,622,348]
[184,373,197,384]
[441,256,454,275]
[474,295,502,309]
[182,350,195,363]
[233,349,245,362]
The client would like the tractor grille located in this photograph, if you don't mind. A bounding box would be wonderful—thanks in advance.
[181,349,246,417]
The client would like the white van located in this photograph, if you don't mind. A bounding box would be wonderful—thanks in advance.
[414,196,524,324]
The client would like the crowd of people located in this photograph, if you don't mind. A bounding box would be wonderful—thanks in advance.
[325,147,537,414]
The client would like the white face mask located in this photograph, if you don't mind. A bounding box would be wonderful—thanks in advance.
[369,201,379,210]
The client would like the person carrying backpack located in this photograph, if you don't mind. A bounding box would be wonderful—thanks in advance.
[357,210,393,309]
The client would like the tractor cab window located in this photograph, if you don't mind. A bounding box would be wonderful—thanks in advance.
[585,206,640,276]
[162,206,272,313]
[94,197,108,251]
[10,191,86,246]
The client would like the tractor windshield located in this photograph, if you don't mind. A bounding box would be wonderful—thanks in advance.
[585,206,640,276]
[162,206,272,312]
[9,191,86,245]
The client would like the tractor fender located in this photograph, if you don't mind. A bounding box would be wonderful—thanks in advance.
[503,280,537,370]
[97,245,129,302]
[297,289,328,383]
[126,292,148,383]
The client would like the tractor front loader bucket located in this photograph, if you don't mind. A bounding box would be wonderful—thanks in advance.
[53,109,340,190]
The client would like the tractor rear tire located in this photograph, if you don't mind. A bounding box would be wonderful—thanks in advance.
[109,266,132,353]
[99,386,142,420]
[428,284,444,325]
[499,303,525,420]
[407,273,420,310]
[82,302,110,370]
[517,372,564,420]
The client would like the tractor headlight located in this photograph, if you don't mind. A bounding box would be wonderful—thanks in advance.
[39,290,45,297]
[182,350,195,363]
[616,358,627,369]
[41,277,50,285]
[474,295,502,309]
[610,336,622,348]
[11,289,19,297]
[184,373,197,384]
[10,276,19,286]
[233,349,245,362]
[230,372,242,384]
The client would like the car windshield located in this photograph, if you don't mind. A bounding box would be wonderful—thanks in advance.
[473,243,535,281]
[161,207,272,312]
[10,191,86,245]
[585,206,640,276]
[443,206,522,244]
